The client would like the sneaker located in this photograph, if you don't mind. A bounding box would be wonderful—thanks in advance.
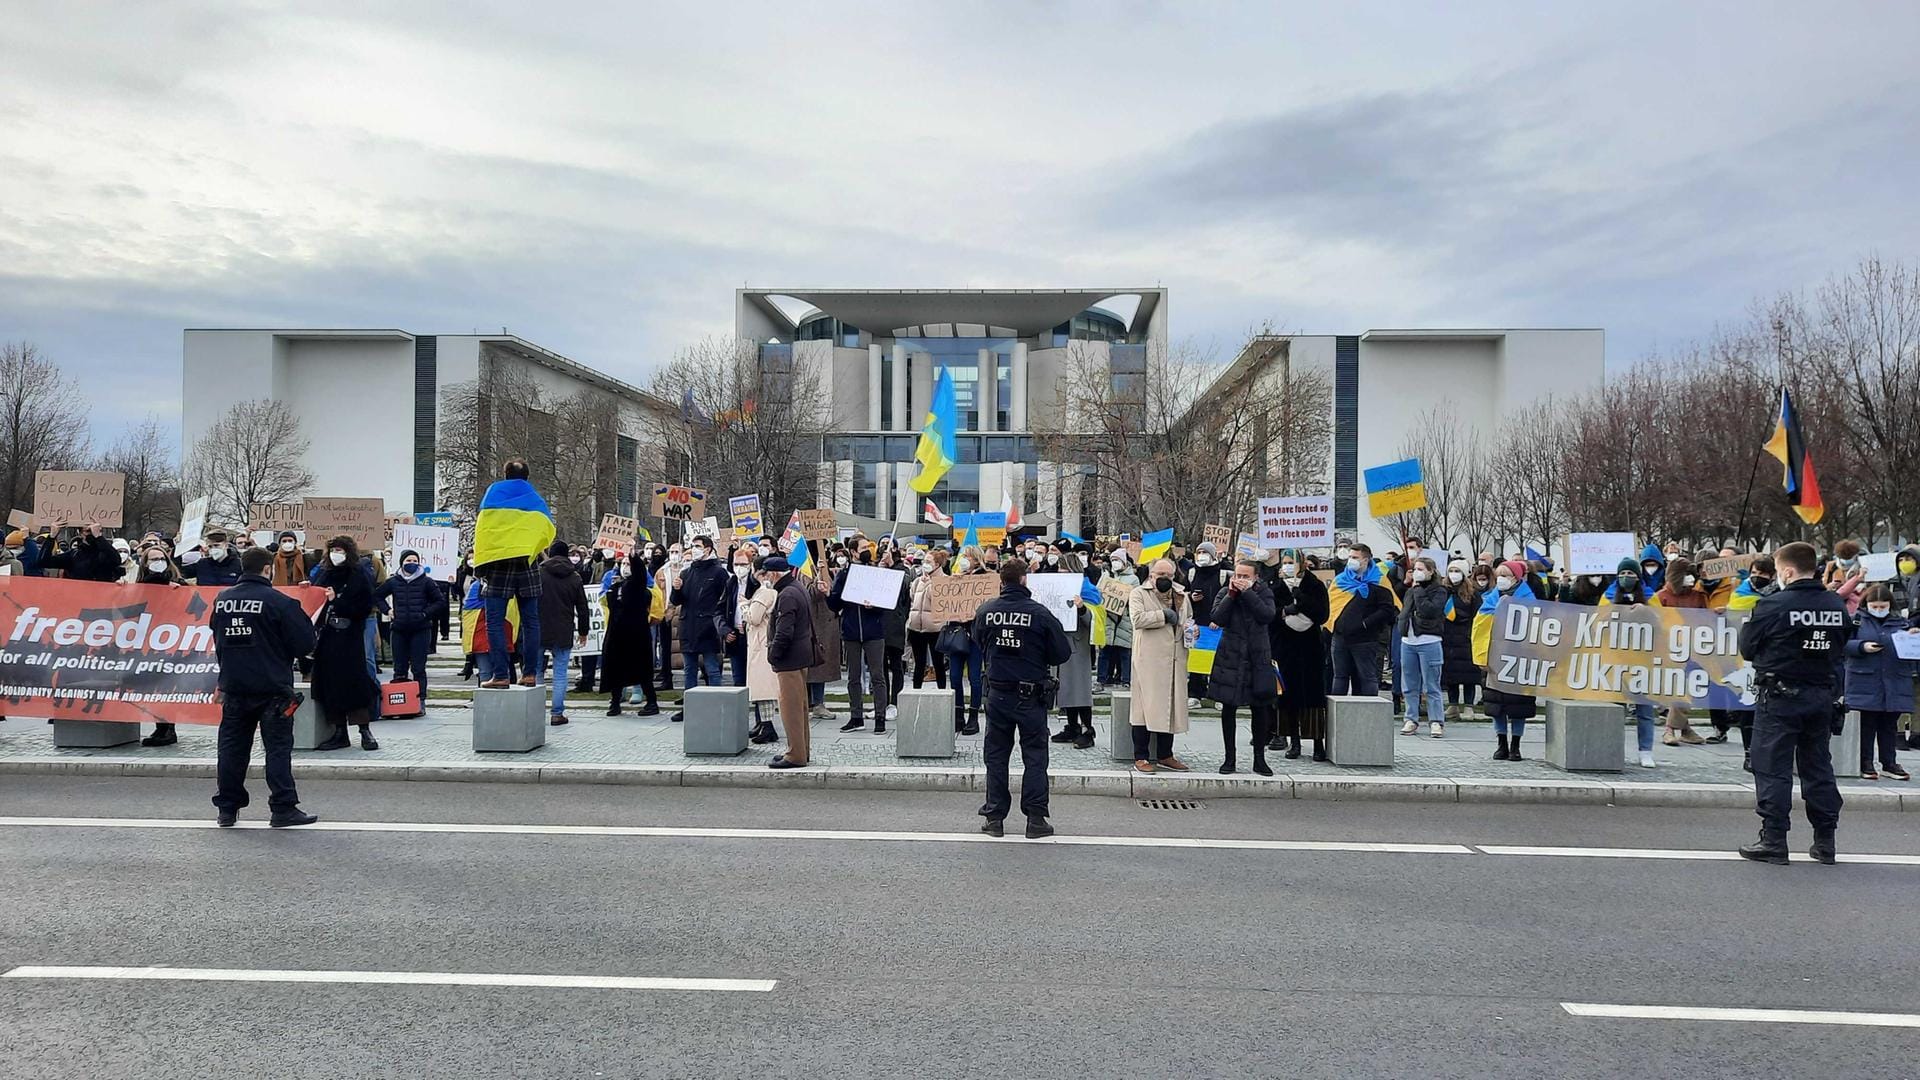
[549,714,569,726]
[1400,720,1419,735]
[1661,730,1680,747]
[1157,756,1191,772]
[809,704,832,720]
[1885,764,1911,780]
[1703,732,1729,744]
[885,705,897,721]
[1429,722,1444,738]
[1187,697,1200,710]
[1862,769,1880,781]
[1639,750,1656,768]
[839,718,865,733]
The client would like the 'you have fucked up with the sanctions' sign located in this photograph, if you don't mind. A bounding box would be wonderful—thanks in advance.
[1484,598,1757,710]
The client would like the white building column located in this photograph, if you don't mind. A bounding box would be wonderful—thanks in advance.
[910,351,932,434]
[890,344,909,431]
[896,466,919,523]
[835,460,855,513]
[866,345,883,430]
[1036,460,1060,538]
[815,462,835,512]
[873,462,891,523]
[1011,342,1029,430]
[1062,468,1084,539]
[978,347,997,432]
[977,461,1005,517]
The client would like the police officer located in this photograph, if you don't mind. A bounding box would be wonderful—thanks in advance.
[1736,541,1847,865]
[972,556,1073,838]
[210,546,321,828]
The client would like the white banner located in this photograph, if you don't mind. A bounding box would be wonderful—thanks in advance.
[1567,532,1640,575]
[1257,496,1334,549]
[575,584,609,658]
[841,564,905,609]
[1026,571,1084,633]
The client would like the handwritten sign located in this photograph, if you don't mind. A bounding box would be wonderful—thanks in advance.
[391,523,461,582]
[249,501,306,533]
[795,508,838,541]
[303,497,385,552]
[1257,495,1334,549]
[1026,572,1083,633]
[685,516,721,542]
[1203,523,1232,553]
[1699,553,1760,581]
[383,513,416,544]
[1235,532,1264,562]
[575,584,610,658]
[925,574,1001,621]
[34,470,125,528]
[1567,532,1641,575]
[8,508,33,530]
[595,514,638,553]
[729,494,763,538]
[176,497,210,552]
[1098,577,1133,615]
[650,484,707,522]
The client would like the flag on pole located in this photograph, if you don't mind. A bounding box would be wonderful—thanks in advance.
[1187,625,1222,675]
[1139,527,1174,564]
[1000,490,1023,531]
[783,514,815,577]
[909,367,959,494]
[922,498,952,528]
[1763,387,1824,525]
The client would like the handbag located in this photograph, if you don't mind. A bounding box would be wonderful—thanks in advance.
[319,601,351,632]
[938,623,972,657]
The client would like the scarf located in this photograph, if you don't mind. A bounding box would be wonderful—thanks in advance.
[1478,578,1535,616]
[1333,561,1382,598]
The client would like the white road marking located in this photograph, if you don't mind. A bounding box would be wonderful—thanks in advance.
[1,965,775,993]
[1562,1002,1920,1028]
[1483,844,1920,866]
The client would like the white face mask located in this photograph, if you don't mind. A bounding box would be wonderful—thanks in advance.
[619,564,633,578]
[208,545,228,561]
[1496,576,1515,592]
[1347,557,1365,573]
[757,544,772,557]
[1281,564,1298,578]
[280,541,295,552]
[146,559,168,573]
[1412,569,1430,583]
[329,551,347,566]
[918,562,936,575]
[834,556,848,568]
[1447,570,1464,584]
[1336,547,1351,560]
[1046,553,1059,564]
[1868,605,1891,619]
[1683,575,1697,587]
[1588,575,1604,586]
[733,564,750,579]
[956,558,973,574]
[1195,554,1214,567]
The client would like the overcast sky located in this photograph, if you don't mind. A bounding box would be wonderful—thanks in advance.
[3,1,1915,446]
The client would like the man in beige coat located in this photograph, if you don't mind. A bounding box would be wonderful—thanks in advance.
[1128,557,1193,773]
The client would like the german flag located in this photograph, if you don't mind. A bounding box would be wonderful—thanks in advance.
[1762,388,1823,525]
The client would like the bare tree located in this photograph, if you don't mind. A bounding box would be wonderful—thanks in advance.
[1383,405,1479,554]
[182,399,315,527]
[437,361,548,515]
[1500,398,1572,555]
[547,387,623,542]
[98,414,181,535]
[0,341,91,512]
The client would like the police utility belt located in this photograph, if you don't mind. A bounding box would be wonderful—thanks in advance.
[989,678,1058,704]
[1755,673,1833,699]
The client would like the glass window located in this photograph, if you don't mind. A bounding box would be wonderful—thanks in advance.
[879,354,892,430]
[932,464,980,517]
[956,435,981,464]
[1111,373,1145,399]
[854,462,882,517]
[885,435,915,460]
[843,326,862,349]
[897,337,1013,432]
[1110,344,1147,374]
[984,436,1017,461]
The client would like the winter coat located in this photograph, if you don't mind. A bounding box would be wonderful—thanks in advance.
[741,584,780,701]
[1127,581,1192,734]
[1205,580,1277,706]
[598,572,656,690]
[671,558,732,654]
[535,555,591,649]
[807,581,842,681]
[40,534,123,582]
[1439,588,1483,687]
[1186,562,1229,627]
[827,565,888,642]
[1395,580,1450,640]
[907,572,943,633]
[769,574,820,673]
[1654,582,1709,609]
[1055,611,1094,709]
[311,560,380,715]
[183,550,243,586]
[1107,569,1139,649]
[376,569,448,634]
[882,574,911,649]
[270,549,309,587]
[1326,564,1398,643]
[1268,571,1329,711]
[1842,611,1919,713]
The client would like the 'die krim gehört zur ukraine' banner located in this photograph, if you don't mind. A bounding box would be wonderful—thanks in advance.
[1483,597,1758,710]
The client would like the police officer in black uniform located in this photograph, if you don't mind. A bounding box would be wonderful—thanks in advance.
[1736,541,1847,865]
[210,547,321,828]
[973,556,1073,838]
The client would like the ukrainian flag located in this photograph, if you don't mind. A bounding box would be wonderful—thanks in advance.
[909,367,959,494]
[951,522,980,572]
[1139,527,1174,564]
[1188,625,1222,675]
[783,516,815,577]
[473,478,556,567]
[1364,458,1427,518]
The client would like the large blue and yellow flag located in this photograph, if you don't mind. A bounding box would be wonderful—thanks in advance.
[782,514,815,577]
[1138,527,1174,564]
[1364,458,1426,518]
[1187,625,1222,675]
[473,478,556,567]
[909,367,959,494]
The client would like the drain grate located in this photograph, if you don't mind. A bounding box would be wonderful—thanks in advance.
[1138,799,1203,811]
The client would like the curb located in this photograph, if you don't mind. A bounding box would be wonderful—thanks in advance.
[0,757,1910,811]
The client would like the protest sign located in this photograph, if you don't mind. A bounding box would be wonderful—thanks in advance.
[248,501,305,533]
[1860,551,1898,581]
[950,511,1009,547]
[595,514,638,553]
[1202,523,1232,553]
[1893,633,1920,662]
[1234,532,1265,562]
[925,574,1001,621]
[729,495,763,538]
[1364,459,1426,518]
[1098,577,1133,615]
[1700,553,1760,580]
[383,513,416,545]
[795,508,838,541]
[1567,532,1641,575]
[842,564,905,609]
[1257,496,1335,549]
[0,577,326,724]
[415,511,456,528]
[391,523,460,581]
[175,497,210,552]
[685,516,721,542]
[1026,572,1083,632]
[650,484,707,522]
[1485,597,1755,710]
[303,497,385,551]
[34,470,125,528]
[7,509,32,530]
[574,584,610,658]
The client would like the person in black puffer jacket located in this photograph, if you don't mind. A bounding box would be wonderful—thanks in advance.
[1395,556,1451,736]
[37,525,124,582]
[1439,561,1484,723]
[536,541,593,724]
[1205,558,1277,776]
[374,548,446,700]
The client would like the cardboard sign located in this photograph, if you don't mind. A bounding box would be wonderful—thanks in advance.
[248,501,305,533]
[795,508,838,541]
[176,497,210,552]
[1567,532,1641,575]
[382,513,416,545]
[7,509,32,530]
[595,514,639,553]
[650,484,707,522]
[33,470,125,528]
[950,511,1009,548]
[1202,523,1232,553]
[1258,496,1335,549]
[925,574,1001,621]
[303,497,385,552]
[1026,572,1083,633]
[1364,458,1427,518]
[1234,532,1265,562]
[391,523,460,582]
[842,564,906,609]
[1699,553,1760,581]
[685,516,721,542]
[1098,577,1133,615]
[729,494,763,538]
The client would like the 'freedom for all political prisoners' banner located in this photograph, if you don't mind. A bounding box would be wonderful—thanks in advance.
[1484,598,1757,711]
[0,577,326,725]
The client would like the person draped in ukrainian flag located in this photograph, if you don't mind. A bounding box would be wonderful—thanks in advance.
[1324,541,1399,696]
[1471,559,1539,760]
[473,458,557,689]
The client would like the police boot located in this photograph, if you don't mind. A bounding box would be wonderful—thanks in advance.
[142,723,178,747]
[358,724,379,751]
[1808,831,1837,865]
[1738,830,1789,865]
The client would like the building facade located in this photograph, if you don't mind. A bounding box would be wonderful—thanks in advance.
[736,288,1169,537]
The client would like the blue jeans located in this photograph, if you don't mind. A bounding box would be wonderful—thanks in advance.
[1398,639,1443,723]
[547,646,572,716]
[1099,645,1131,685]
[683,649,723,689]
[1632,703,1657,752]
[951,647,985,714]
[484,595,541,682]
[364,619,380,681]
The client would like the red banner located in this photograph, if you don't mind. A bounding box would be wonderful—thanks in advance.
[0,577,325,725]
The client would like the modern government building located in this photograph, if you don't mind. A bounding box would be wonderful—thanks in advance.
[179,289,1603,550]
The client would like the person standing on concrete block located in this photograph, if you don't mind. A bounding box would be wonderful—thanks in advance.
[210,547,319,828]
[973,556,1072,838]
[763,555,818,770]
[473,458,556,691]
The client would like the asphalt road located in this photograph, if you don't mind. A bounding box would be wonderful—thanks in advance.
[2,776,1918,1079]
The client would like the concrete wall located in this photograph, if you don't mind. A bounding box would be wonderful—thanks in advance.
[279,337,417,509]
